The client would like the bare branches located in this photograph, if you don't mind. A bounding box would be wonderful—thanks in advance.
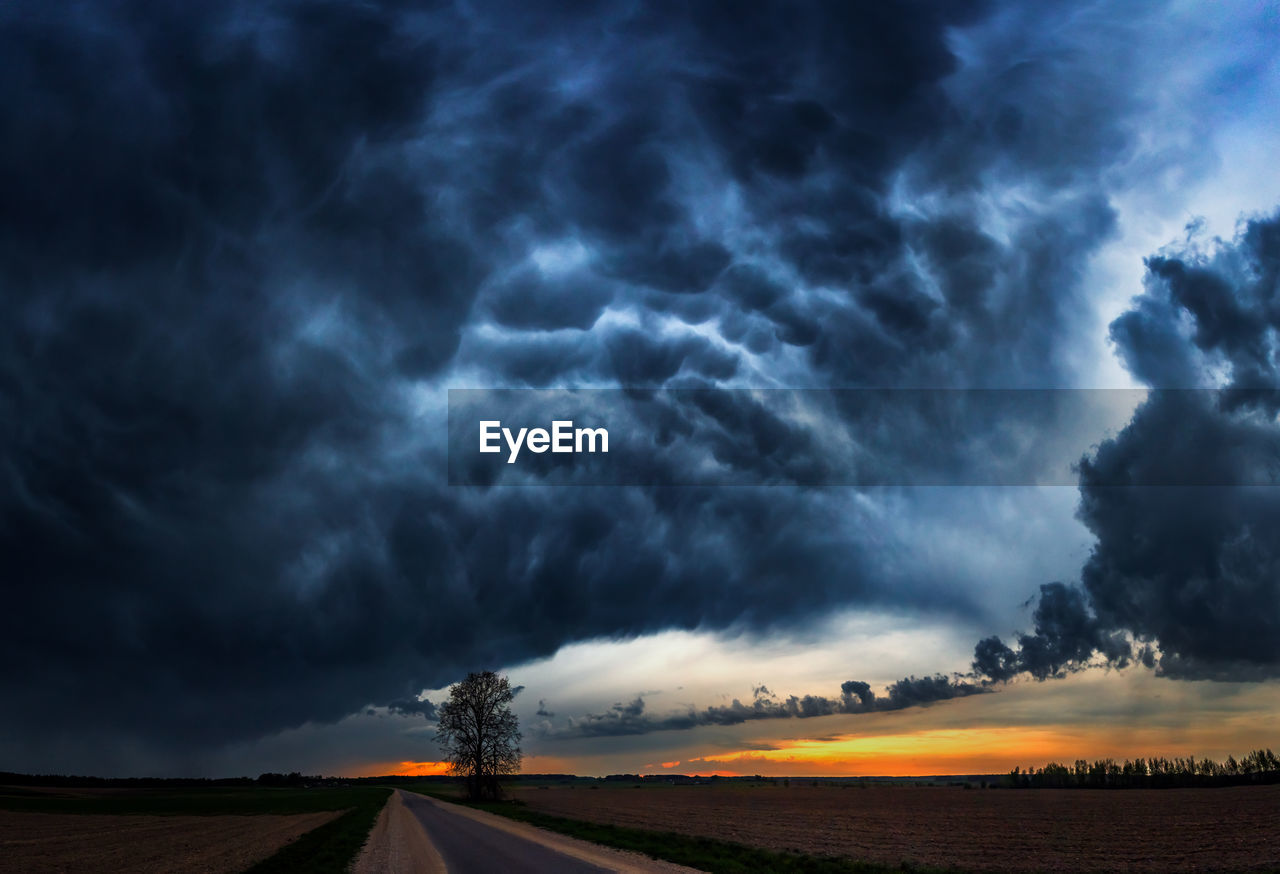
[434,671,522,800]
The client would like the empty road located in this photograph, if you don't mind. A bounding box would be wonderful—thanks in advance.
[352,789,696,874]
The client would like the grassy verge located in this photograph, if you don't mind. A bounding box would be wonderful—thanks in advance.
[245,788,389,874]
[410,789,953,874]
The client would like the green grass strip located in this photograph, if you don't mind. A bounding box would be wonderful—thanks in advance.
[244,787,390,874]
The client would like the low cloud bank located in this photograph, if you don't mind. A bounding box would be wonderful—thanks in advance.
[547,675,986,739]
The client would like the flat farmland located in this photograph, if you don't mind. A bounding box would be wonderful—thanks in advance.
[0,810,341,874]
[0,784,388,873]
[515,783,1280,873]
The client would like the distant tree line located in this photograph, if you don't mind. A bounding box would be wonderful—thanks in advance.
[0,772,256,788]
[1007,748,1280,789]
[0,771,345,788]
[255,771,331,787]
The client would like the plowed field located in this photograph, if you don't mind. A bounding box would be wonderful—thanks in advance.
[0,810,340,873]
[517,783,1280,872]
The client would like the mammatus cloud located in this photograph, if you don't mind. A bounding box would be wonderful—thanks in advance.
[0,0,1037,757]
[563,214,1280,734]
[546,676,986,739]
[1,0,1274,772]
[974,214,1280,683]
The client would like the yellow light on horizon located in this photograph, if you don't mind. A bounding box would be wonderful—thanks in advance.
[687,725,1219,776]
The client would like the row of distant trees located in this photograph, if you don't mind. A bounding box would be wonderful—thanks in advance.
[0,771,341,788]
[1009,748,1280,788]
[255,771,328,787]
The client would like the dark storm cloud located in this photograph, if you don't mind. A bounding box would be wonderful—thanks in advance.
[973,214,1280,683]
[387,697,437,720]
[548,676,986,739]
[0,0,478,753]
[1079,215,1280,679]
[485,268,613,332]
[1112,218,1280,393]
[0,0,1211,771]
[971,582,1133,682]
[450,0,1140,393]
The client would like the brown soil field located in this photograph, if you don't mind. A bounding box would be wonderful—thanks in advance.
[516,783,1280,873]
[0,809,341,873]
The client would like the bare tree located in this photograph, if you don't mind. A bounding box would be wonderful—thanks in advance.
[434,671,521,800]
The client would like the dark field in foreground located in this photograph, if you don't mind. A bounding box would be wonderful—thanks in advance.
[0,810,341,874]
[0,785,389,874]
[514,783,1280,873]
[0,784,381,816]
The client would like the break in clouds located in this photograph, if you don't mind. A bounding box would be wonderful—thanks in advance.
[2,0,1278,766]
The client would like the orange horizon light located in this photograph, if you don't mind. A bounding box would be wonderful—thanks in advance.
[350,760,454,778]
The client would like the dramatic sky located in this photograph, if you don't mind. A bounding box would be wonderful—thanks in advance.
[3,0,1279,778]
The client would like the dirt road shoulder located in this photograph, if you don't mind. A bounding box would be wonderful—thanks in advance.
[351,789,446,874]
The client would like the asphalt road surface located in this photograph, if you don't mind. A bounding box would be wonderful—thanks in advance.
[353,789,694,874]
[399,791,610,873]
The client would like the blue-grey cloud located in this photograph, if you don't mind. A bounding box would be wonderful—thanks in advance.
[1,0,1272,773]
[546,676,987,739]
[387,697,438,720]
[974,214,1280,683]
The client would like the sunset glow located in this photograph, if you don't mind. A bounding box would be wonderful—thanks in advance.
[353,761,453,778]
